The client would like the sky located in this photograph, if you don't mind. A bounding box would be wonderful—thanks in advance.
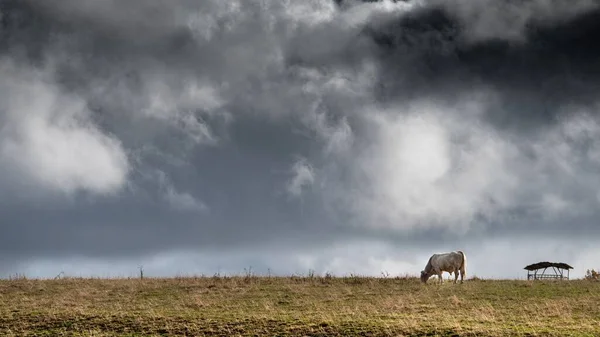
[1,0,599,280]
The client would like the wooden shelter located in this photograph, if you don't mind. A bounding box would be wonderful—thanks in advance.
[524,261,573,280]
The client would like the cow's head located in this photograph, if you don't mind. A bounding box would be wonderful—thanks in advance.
[420,270,429,283]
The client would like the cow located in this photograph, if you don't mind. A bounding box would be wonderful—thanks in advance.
[420,251,467,284]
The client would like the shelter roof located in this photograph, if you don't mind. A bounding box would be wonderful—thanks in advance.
[524,261,573,271]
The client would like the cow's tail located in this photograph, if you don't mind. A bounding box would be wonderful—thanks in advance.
[457,250,467,273]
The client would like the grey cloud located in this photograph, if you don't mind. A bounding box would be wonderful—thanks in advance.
[1,0,600,277]
[3,236,598,279]
[286,157,315,198]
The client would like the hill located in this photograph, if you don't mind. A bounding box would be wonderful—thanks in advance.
[1,275,599,336]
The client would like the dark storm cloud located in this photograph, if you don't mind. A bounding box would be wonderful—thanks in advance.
[1,0,600,277]
[331,0,600,129]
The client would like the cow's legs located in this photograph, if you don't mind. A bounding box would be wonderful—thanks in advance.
[460,268,465,284]
[454,269,459,284]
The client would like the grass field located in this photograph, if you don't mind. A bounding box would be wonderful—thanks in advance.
[0,275,599,336]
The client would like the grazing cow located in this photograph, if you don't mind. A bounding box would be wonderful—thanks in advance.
[420,251,467,284]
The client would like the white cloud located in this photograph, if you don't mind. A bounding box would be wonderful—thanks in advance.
[0,60,130,198]
[282,0,337,26]
[286,158,315,197]
[164,187,208,213]
[143,79,229,146]
[322,96,600,234]
[293,241,425,277]
[149,169,208,213]
[338,96,518,232]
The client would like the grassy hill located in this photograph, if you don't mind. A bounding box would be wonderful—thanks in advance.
[1,275,599,336]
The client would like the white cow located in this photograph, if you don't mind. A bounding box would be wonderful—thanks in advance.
[420,251,467,284]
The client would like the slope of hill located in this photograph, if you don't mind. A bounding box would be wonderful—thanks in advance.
[1,275,599,336]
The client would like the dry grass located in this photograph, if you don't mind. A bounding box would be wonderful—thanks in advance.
[0,275,599,336]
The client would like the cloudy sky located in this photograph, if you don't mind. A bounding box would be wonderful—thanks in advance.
[1,0,600,280]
